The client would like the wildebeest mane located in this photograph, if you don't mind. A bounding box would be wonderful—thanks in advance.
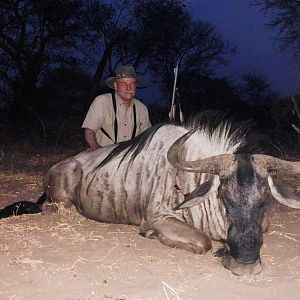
[185,111,266,154]
[96,123,166,170]
[96,111,266,170]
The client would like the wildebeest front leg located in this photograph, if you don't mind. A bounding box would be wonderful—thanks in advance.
[153,217,212,254]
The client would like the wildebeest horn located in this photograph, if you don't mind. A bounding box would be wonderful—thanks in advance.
[251,154,300,209]
[251,154,300,178]
[167,128,236,177]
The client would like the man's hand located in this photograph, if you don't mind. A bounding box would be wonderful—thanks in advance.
[87,144,101,152]
[85,128,101,151]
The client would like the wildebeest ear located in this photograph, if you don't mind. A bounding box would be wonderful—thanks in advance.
[268,176,300,209]
[175,176,220,210]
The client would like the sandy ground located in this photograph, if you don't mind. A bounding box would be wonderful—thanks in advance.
[0,151,300,300]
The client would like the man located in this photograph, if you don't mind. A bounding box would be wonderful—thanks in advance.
[82,65,152,150]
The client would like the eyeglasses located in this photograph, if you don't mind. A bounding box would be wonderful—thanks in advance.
[117,81,137,90]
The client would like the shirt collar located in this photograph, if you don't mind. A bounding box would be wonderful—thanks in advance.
[115,93,135,108]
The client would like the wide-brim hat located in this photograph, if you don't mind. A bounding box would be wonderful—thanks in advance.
[105,65,144,89]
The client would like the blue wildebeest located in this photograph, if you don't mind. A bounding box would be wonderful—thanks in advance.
[3,118,300,275]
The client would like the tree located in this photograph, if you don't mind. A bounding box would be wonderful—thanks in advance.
[80,0,139,96]
[81,0,234,102]
[38,67,93,119]
[133,0,235,99]
[0,0,83,108]
[253,0,300,61]
[0,0,237,147]
[239,72,276,105]
[178,75,249,119]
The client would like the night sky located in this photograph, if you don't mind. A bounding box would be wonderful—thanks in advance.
[137,0,299,104]
[188,0,299,97]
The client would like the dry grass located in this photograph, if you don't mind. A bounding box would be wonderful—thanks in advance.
[1,150,300,299]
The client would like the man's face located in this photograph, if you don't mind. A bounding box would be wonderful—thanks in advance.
[114,78,137,105]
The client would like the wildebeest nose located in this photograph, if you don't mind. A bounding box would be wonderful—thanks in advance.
[235,257,260,265]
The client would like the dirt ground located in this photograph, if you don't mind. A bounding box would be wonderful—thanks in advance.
[0,149,300,300]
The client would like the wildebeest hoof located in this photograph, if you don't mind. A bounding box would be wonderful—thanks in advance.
[141,229,157,239]
[189,242,211,254]
[222,255,262,276]
[214,244,230,257]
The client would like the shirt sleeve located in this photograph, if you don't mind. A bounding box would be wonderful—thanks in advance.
[82,96,106,132]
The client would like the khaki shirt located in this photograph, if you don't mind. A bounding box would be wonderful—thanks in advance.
[82,93,152,146]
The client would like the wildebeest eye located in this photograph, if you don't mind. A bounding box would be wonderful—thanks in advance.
[267,168,277,176]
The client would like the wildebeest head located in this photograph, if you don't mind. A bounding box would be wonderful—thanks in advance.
[167,128,300,276]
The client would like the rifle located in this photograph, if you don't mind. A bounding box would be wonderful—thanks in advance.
[291,75,300,136]
[169,61,184,123]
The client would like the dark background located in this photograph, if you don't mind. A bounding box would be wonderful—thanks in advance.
[0,0,299,156]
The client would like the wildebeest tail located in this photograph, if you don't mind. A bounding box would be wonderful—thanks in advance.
[0,192,47,219]
[36,192,47,207]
